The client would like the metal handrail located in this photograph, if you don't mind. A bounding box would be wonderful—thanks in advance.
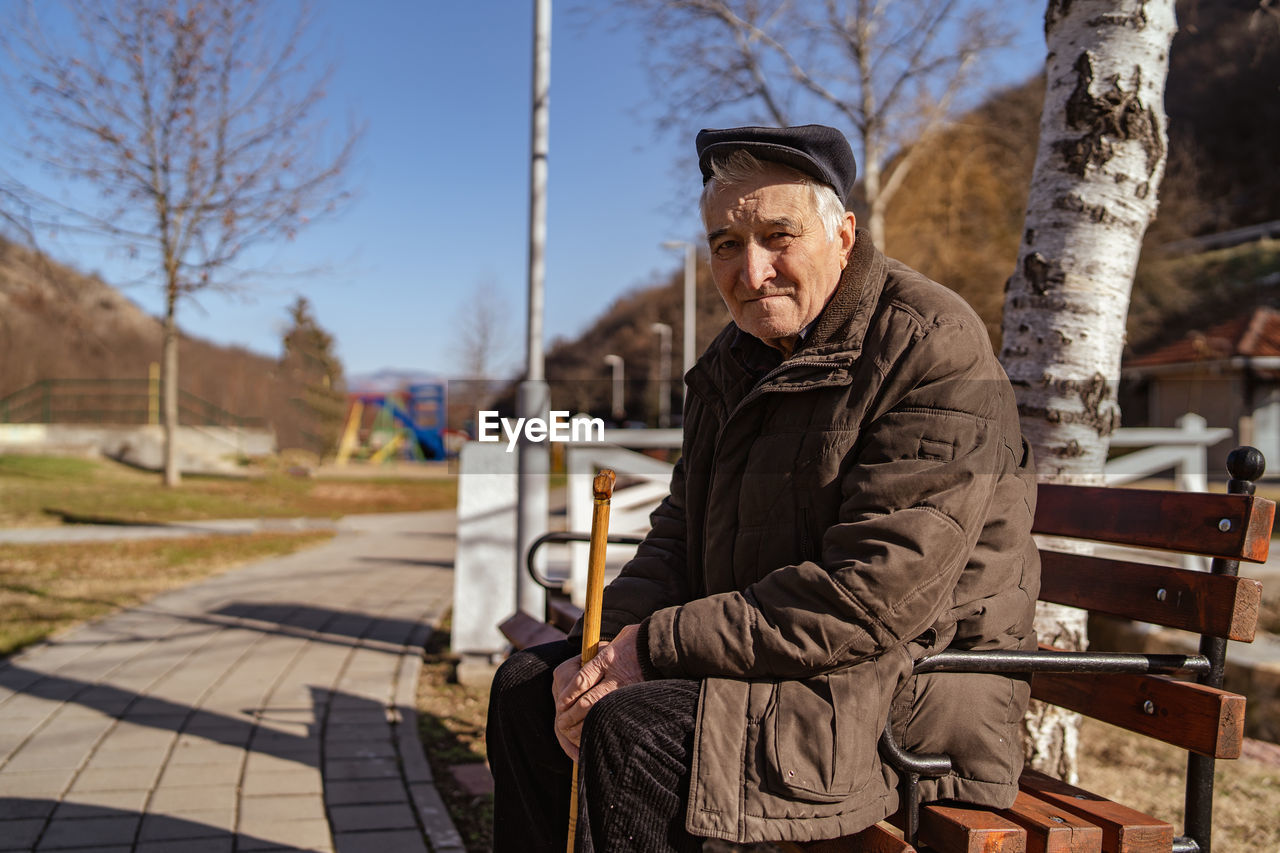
[524,530,645,591]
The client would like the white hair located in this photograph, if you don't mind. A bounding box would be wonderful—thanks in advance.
[699,150,847,242]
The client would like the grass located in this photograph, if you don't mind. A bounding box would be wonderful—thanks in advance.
[0,530,333,657]
[1078,718,1280,851]
[0,454,457,526]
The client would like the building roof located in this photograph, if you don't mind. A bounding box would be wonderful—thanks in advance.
[1126,306,1280,368]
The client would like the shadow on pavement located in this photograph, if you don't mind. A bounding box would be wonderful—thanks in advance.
[0,797,319,850]
[211,602,429,648]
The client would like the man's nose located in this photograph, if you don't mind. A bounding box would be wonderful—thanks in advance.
[740,242,775,291]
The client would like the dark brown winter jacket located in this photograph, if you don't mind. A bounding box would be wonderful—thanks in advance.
[595,231,1040,843]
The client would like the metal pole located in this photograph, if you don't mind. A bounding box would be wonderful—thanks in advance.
[1183,446,1264,853]
[516,0,551,620]
[683,243,696,376]
[650,322,671,428]
[603,354,624,423]
[662,241,698,382]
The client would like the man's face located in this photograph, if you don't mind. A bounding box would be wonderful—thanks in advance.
[704,162,855,355]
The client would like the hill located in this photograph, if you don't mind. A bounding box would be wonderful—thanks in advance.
[0,235,342,454]
[531,0,1279,426]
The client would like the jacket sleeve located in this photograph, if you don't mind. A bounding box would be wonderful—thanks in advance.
[645,313,1012,680]
[567,453,694,644]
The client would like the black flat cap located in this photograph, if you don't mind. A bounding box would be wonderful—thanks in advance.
[696,124,858,209]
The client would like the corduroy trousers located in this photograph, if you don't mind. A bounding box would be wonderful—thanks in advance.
[486,640,705,853]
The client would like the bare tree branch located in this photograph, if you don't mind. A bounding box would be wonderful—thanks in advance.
[0,0,361,485]
[607,0,1017,245]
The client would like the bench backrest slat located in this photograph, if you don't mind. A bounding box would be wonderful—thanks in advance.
[1038,551,1264,641]
[1030,670,1246,758]
[1033,484,1275,562]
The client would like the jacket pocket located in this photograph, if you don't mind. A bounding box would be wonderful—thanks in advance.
[760,663,884,803]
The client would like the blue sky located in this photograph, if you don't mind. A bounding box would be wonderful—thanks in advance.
[1,1,1047,380]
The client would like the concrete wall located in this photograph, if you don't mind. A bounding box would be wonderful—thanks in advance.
[0,424,276,475]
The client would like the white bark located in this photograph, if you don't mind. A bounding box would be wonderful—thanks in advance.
[1000,0,1175,781]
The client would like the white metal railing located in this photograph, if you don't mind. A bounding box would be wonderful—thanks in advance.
[1104,413,1232,492]
[562,430,680,607]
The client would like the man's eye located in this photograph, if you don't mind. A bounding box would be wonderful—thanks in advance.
[712,240,738,257]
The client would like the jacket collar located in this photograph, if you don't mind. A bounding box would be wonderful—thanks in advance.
[794,227,885,360]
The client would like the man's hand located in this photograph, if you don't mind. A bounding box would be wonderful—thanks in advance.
[551,623,646,761]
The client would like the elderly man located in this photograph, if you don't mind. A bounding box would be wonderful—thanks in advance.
[487,125,1039,852]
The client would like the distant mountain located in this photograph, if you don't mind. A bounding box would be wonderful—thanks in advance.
[348,369,442,395]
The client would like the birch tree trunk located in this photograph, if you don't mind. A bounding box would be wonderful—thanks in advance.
[999,0,1176,782]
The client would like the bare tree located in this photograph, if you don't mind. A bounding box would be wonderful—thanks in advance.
[451,280,517,433]
[1000,0,1175,781]
[608,0,1015,246]
[1,0,358,485]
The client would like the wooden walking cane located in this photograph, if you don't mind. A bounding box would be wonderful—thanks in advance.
[566,468,616,853]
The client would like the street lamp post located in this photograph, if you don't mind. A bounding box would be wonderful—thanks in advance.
[662,240,698,380]
[603,354,625,424]
[650,322,671,428]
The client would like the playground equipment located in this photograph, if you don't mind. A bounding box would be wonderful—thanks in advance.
[335,382,447,463]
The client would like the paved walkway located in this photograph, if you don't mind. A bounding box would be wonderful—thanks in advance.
[0,510,465,853]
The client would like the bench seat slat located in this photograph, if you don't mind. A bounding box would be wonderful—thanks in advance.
[917,802,1027,853]
[1030,670,1245,758]
[498,611,567,649]
[1038,551,1263,641]
[1000,790,1104,853]
[793,823,917,852]
[1019,771,1173,853]
[1033,485,1274,562]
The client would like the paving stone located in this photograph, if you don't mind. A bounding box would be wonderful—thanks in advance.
[148,785,239,812]
[325,739,396,760]
[238,793,326,823]
[0,818,44,851]
[137,839,232,853]
[158,761,242,788]
[138,809,234,840]
[166,742,245,766]
[237,818,333,850]
[58,789,149,813]
[240,768,322,797]
[323,757,400,780]
[0,797,56,820]
[323,778,405,806]
[0,769,75,796]
[328,802,417,832]
[83,744,171,768]
[409,783,465,852]
[36,815,140,849]
[244,752,310,776]
[325,723,394,742]
[332,829,430,853]
[69,765,160,792]
[2,742,86,772]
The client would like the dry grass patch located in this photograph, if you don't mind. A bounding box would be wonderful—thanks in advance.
[416,618,493,853]
[0,531,333,656]
[1077,717,1280,851]
[0,454,456,526]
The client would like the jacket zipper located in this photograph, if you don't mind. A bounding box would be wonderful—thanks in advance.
[703,359,852,577]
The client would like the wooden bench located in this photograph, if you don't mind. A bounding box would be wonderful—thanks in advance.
[499,447,1273,853]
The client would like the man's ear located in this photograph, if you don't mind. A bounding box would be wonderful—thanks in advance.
[842,212,857,253]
